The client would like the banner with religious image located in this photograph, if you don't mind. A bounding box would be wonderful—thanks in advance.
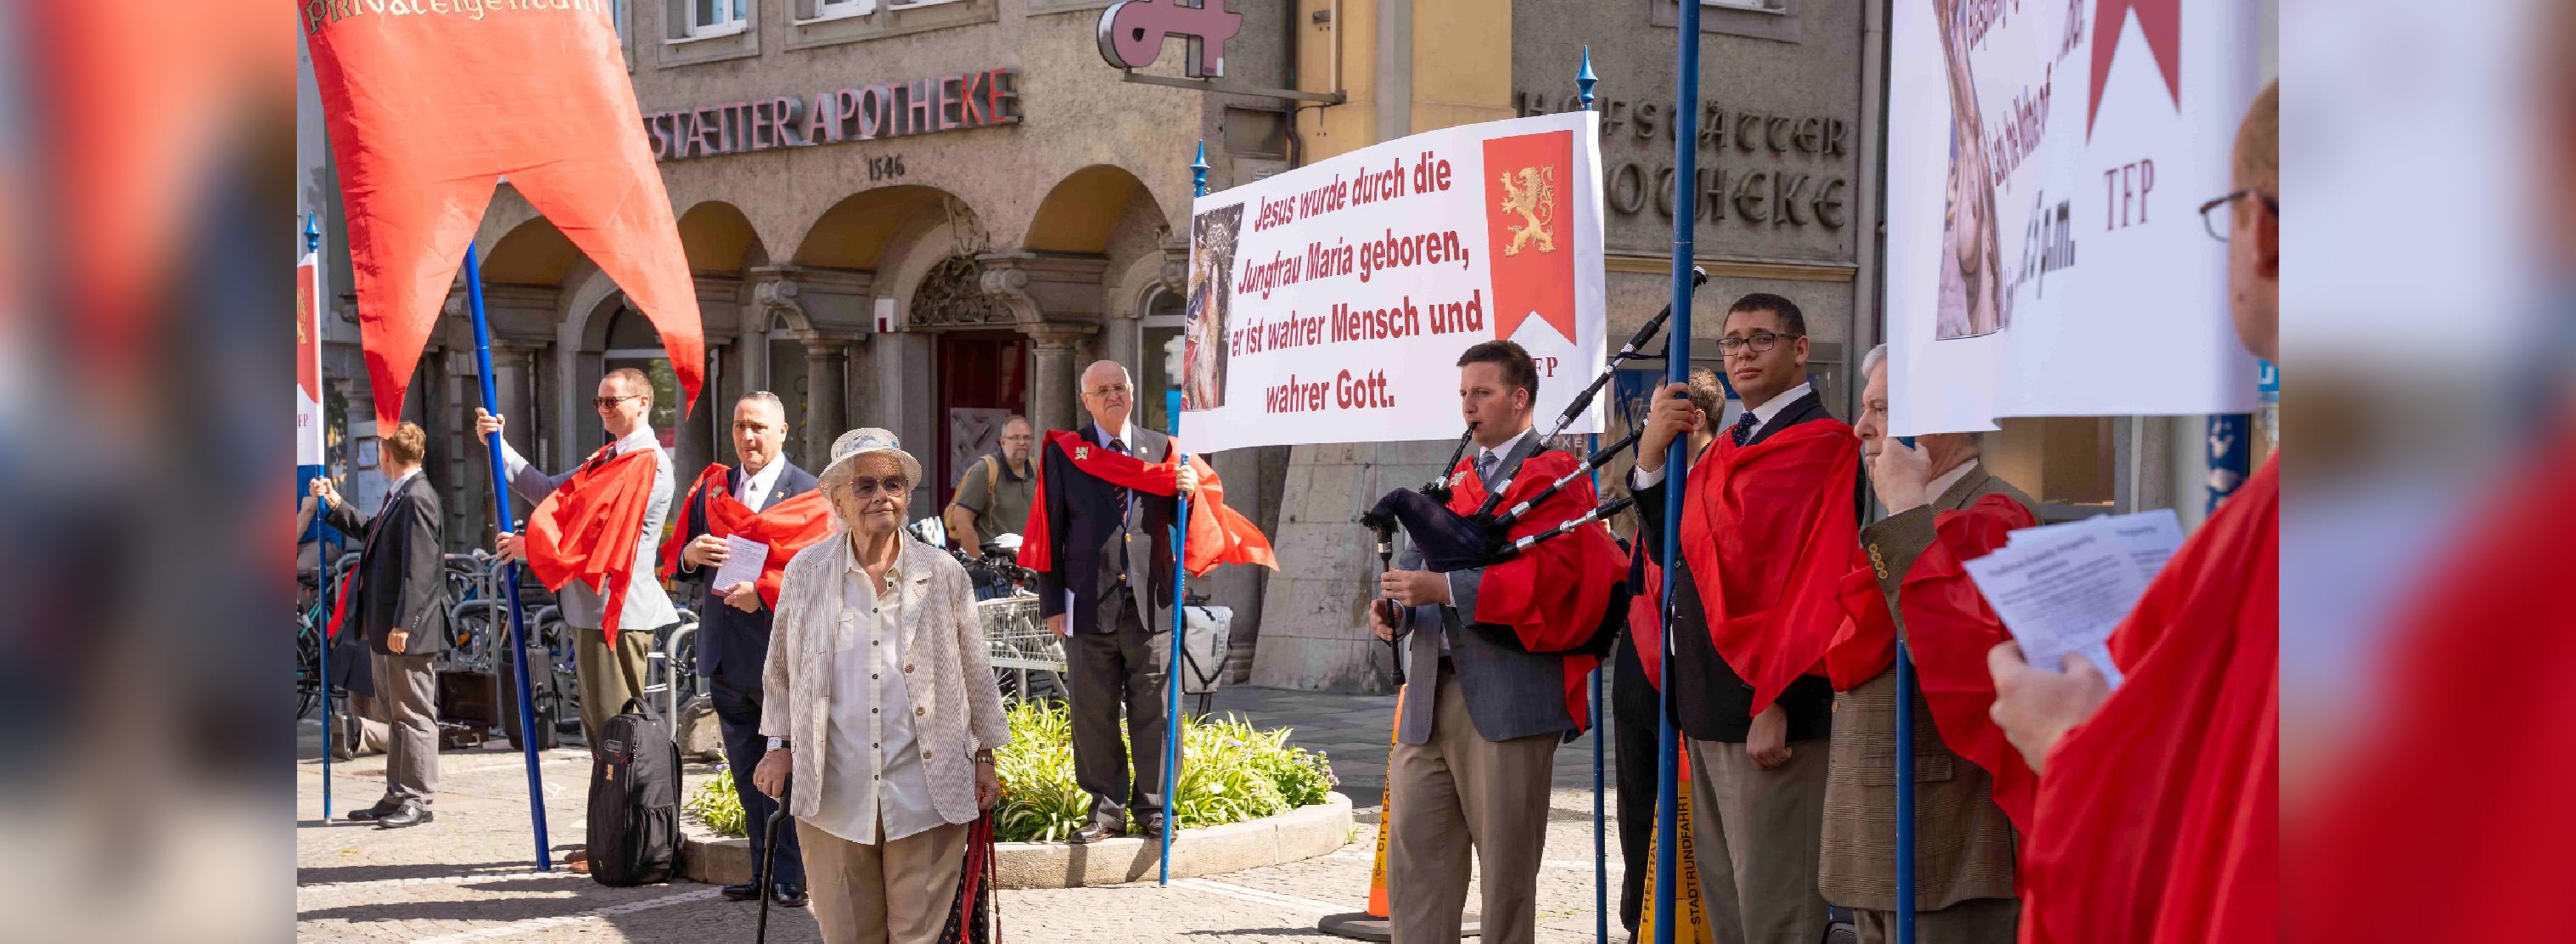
[1884,0,2261,435]
[1180,111,1608,452]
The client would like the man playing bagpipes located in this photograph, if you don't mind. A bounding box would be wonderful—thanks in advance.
[1627,294,1858,944]
[662,391,828,908]
[1818,346,2034,943]
[1371,340,1626,944]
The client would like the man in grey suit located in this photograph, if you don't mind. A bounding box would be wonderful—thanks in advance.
[1820,345,2028,942]
[1035,360,1200,842]
[312,421,448,829]
[1373,340,1590,944]
[479,367,680,757]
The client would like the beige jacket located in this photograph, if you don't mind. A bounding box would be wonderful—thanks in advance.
[760,534,1012,824]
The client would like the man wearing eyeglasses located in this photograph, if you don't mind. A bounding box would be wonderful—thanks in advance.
[1629,293,1859,943]
[1031,361,1199,843]
[942,414,1037,553]
[477,367,679,771]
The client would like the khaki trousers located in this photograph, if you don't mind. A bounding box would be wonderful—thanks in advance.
[371,651,440,803]
[1385,667,1559,944]
[795,818,968,944]
[1687,736,1831,944]
[1851,897,2020,944]
[574,626,655,754]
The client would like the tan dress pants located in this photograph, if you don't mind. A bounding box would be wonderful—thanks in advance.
[795,818,968,944]
[1851,897,2020,944]
[1687,736,1832,944]
[574,627,654,753]
[1385,667,1560,944]
[371,651,440,803]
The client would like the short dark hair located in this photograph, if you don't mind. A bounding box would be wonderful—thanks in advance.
[1726,293,1807,337]
[1456,339,1540,397]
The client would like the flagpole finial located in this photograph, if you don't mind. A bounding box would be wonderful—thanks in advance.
[305,213,321,253]
[1577,47,1597,110]
[1192,141,1210,198]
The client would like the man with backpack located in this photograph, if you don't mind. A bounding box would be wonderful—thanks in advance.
[942,415,1035,551]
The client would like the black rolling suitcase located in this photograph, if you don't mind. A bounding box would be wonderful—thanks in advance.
[587,697,679,886]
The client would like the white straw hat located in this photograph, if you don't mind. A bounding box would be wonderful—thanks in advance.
[822,427,923,486]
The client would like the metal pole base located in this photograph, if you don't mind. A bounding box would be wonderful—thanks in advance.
[1316,912,1480,941]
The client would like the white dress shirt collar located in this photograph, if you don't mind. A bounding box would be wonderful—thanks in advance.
[1475,425,1535,469]
[612,425,659,455]
[1091,419,1138,450]
[1743,381,1814,437]
[738,456,786,506]
[1928,458,1981,508]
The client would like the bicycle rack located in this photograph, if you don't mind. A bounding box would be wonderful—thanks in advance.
[656,619,699,739]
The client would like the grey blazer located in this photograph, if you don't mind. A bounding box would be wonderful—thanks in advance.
[500,430,680,633]
[1393,430,1582,745]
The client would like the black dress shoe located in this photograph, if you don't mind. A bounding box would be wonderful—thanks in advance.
[721,881,760,902]
[1068,822,1123,844]
[375,802,434,829]
[772,882,808,907]
[1139,815,1169,839]
[344,800,399,823]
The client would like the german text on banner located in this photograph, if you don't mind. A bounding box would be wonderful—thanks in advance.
[1177,112,1608,452]
[298,250,325,467]
[304,0,704,429]
[1883,0,2260,435]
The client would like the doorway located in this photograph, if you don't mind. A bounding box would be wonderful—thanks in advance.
[935,331,1027,507]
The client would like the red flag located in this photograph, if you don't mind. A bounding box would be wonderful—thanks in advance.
[1480,129,1579,345]
[1440,448,1623,728]
[1826,493,2042,830]
[659,463,836,609]
[2021,457,2276,944]
[1672,420,1862,716]
[521,447,661,647]
[304,1,704,429]
[1016,430,1277,576]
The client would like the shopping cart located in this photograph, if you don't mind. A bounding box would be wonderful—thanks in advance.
[979,592,1066,705]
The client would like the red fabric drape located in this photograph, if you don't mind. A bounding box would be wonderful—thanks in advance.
[659,463,836,609]
[1825,493,2041,829]
[1441,449,1625,728]
[521,447,661,646]
[2021,457,2277,944]
[1015,430,1277,576]
[1670,420,1862,715]
[305,2,703,428]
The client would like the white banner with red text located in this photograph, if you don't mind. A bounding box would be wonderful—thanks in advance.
[1178,111,1608,452]
[1884,0,2261,435]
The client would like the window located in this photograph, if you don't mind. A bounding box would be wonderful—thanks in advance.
[1703,0,1785,11]
[1140,292,1184,435]
[804,0,872,21]
[685,0,745,38]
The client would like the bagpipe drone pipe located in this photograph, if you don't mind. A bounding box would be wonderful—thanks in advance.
[1358,267,1702,665]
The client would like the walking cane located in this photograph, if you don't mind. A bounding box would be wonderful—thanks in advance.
[756,776,792,944]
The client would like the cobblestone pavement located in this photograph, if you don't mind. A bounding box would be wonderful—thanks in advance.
[299,683,1636,943]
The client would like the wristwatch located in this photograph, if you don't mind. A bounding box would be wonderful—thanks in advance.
[767,737,789,751]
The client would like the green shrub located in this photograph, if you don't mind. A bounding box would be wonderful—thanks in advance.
[992,701,1336,843]
[681,704,1339,844]
[685,764,748,838]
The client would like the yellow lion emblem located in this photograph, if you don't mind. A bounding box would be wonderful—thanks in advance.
[1498,165,1557,256]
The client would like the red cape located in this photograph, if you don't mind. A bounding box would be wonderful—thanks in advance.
[1827,492,2041,830]
[522,446,660,646]
[1443,448,1625,728]
[659,464,836,610]
[1642,420,1860,715]
[2022,456,2277,944]
[2290,431,2576,941]
[1014,430,1277,576]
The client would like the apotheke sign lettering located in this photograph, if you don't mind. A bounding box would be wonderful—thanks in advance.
[644,68,1022,162]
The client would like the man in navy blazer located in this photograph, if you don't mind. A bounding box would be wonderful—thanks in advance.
[674,391,818,907]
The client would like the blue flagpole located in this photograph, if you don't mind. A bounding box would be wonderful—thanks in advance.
[1159,141,1209,887]
[1654,8,1703,944]
[310,214,334,823]
[1896,641,1917,944]
[1575,47,1609,944]
[466,243,555,872]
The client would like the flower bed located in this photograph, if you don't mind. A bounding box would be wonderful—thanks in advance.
[683,701,1336,844]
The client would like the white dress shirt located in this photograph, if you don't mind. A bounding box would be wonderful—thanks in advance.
[805,542,943,846]
[1628,380,1814,490]
[1914,458,1982,514]
[737,456,786,509]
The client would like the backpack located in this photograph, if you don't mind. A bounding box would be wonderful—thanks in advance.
[587,697,680,886]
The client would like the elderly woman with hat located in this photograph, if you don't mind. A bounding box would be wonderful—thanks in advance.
[751,429,1010,943]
